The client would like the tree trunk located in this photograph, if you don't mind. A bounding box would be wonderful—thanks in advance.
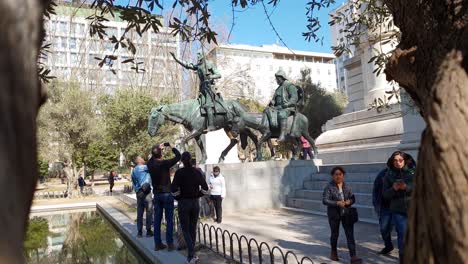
[0,0,46,262]
[384,1,468,262]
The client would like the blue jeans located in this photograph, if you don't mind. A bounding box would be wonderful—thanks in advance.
[137,191,153,233]
[154,192,174,245]
[392,213,407,255]
[379,207,393,248]
[178,199,200,260]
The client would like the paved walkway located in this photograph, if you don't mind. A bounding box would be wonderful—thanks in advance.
[210,209,400,264]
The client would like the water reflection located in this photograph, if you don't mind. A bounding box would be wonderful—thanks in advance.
[24,211,146,264]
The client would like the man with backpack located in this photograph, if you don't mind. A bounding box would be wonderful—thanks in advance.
[132,156,153,238]
[265,68,300,141]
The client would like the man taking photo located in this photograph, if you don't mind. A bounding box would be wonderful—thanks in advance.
[147,143,181,251]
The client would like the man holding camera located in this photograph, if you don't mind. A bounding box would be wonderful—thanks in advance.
[147,143,181,251]
[131,156,153,238]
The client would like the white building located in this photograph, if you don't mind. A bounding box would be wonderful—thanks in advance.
[329,1,358,92]
[206,44,337,104]
[43,0,182,97]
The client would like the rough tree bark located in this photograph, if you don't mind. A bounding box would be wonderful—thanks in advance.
[384,0,468,263]
[0,0,46,262]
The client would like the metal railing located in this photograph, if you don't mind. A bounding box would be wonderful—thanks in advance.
[196,221,315,264]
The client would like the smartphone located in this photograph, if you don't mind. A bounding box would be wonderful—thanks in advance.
[163,142,170,147]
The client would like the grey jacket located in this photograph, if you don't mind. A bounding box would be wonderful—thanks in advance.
[322,181,356,220]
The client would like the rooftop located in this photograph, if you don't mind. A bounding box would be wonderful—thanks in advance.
[213,43,335,59]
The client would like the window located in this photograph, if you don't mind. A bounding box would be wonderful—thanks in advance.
[70,53,78,65]
[269,65,273,71]
[316,69,320,75]
[69,38,77,50]
[58,21,67,34]
[60,37,67,49]
[56,52,66,65]
[105,42,113,52]
[256,65,261,71]
[88,54,97,66]
[107,27,118,37]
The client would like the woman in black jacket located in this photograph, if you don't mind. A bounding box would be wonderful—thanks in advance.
[171,152,209,264]
[323,166,362,263]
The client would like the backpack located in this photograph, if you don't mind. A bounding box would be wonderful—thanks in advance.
[296,85,304,107]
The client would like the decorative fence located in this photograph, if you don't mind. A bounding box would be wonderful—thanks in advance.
[196,221,315,264]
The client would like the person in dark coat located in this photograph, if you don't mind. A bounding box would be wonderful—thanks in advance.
[373,152,417,255]
[382,151,415,262]
[171,152,209,264]
[147,143,181,251]
[108,171,115,194]
[323,166,362,263]
[78,175,86,194]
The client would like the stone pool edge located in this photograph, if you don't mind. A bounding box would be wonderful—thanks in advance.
[97,202,187,264]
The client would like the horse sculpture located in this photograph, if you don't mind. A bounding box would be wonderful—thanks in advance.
[148,99,260,164]
[241,110,319,161]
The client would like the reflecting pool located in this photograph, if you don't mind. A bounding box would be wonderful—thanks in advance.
[24,210,148,264]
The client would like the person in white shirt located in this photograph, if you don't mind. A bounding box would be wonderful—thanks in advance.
[209,166,226,223]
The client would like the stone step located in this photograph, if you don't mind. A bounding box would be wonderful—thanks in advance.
[303,180,374,193]
[311,172,377,182]
[319,163,386,174]
[294,190,373,206]
[280,206,378,224]
[286,198,378,220]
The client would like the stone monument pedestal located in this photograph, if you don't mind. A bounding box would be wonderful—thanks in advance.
[316,106,403,164]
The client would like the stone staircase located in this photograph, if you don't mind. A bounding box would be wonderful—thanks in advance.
[286,163,386,223]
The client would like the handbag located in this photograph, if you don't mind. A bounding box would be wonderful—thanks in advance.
[137,183,151,199]
[343,207,359,224]
[140,182,151,195]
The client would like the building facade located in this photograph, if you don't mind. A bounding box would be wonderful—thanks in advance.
[206,44,337,104]
[43,1,182,97]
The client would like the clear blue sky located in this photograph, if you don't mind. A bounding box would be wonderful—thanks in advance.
[117,0,345,53]
[208,0,346,53]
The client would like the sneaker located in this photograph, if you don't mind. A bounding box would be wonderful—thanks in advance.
[378,246,394,255]
[146,230,154,237]
[154,244,167,251]
[137,231,142,238]
[167,244,176,251]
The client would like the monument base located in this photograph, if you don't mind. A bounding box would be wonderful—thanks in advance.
[200,160,320,214]
[316,106,404,164]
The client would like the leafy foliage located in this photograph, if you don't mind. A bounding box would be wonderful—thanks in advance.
[24,217,49,256]
[38,81,97,165]
[237,98,265,112]
[99,89,178,163]
[78,215,118,259]
[37,159,49,182]
[83,138,120,174]
[298,69,346,138]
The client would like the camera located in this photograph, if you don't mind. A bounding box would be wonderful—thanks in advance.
[163,142,170,147]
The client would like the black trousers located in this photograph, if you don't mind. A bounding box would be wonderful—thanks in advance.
[328,216,356,257]
[178,199,200,259]
[210,195,223,222]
